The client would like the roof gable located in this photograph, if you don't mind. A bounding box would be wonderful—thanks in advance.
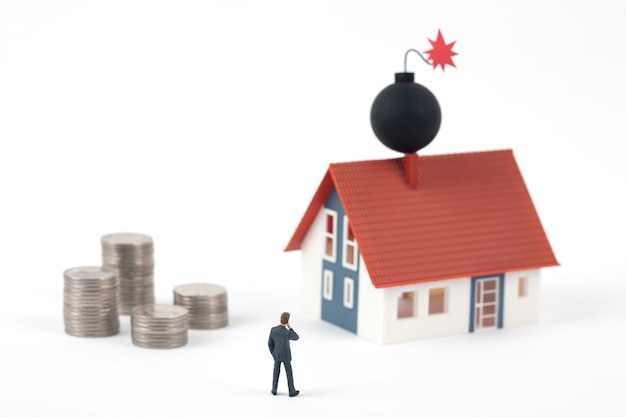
[285,150,558,288]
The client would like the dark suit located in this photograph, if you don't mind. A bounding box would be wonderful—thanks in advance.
[268,325,299,395]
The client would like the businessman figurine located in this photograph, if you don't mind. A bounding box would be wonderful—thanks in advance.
[268,312,300,397]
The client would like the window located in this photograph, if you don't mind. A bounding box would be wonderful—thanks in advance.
[342,216,358,270]
[322,270,334,301]
[397,291,416,319]
[343,278,355,309]
[428,287,447,315]
[323,209,337,262]
[518,277,528,297]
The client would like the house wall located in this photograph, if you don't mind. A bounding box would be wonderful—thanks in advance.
[298,207,543,341]
[299,208,325,319]
[356,263,385,343]
[378,277,472,344]
[503,269,541,327]
[321,188,359,333]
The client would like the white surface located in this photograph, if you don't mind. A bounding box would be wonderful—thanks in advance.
[376,275,473,343]
[300,206,324,317]
[1,1,625,416]
[503,269,541,327]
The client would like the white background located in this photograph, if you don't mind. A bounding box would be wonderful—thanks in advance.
[1,1,625,416]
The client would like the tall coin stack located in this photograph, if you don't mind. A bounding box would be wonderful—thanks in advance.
[131,304,188,349]
[101,233,155,314]
[63,266,120,337]
[173,283,228,329]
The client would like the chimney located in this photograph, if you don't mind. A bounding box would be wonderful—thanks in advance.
[404,153,419,189]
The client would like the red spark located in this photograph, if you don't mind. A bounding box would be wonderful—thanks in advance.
[424,30,457,71]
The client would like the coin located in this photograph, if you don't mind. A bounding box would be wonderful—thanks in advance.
[101,233,155,314]
[63,266,120,337]
[173,283,228,329]
[131,304,188,349]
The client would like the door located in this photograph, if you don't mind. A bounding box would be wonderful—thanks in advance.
[470,275,504,332]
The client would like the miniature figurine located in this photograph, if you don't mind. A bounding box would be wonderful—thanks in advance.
[268,312,300,397]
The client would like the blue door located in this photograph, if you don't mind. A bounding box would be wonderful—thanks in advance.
[469,274,504,332]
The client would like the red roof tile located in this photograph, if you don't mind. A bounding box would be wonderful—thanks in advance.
[285,150,558,288]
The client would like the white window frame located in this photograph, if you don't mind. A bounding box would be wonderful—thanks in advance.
[342,215,359,271]
[323,209,338,263]
[322,269,334,301]
[474,278,499,330]
[343,277,355,309]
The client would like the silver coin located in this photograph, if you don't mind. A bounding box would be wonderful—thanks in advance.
[64,266,117,281]
[63,266,120,338]
[130,304,188,349]
[101,233,154,247]
[65,327,119,334]
[132,304,187,319]
[102,233,155,315]
[173,283,228,329]
[131,339,187,349]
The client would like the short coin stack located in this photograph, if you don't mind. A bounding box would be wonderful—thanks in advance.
[173,283,229,329]
[101,233,155,314]
[131,304,188,349]
[63,266,120,337]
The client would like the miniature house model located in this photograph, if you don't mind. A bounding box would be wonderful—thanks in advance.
[285,71,558,344]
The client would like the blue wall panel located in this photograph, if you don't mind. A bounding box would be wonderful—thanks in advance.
[321,187,359,334]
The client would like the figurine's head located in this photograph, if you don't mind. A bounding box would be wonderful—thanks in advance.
[280,312,290,325]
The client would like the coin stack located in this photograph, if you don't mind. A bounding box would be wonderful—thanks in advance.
[131,304,188,349]
[101,233,155,314]
[173,283,228,329]
[63,266,120,337]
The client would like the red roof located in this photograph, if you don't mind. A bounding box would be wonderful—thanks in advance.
[285,150,558,288]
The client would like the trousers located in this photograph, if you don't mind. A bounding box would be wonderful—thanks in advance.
[272,360,296,394]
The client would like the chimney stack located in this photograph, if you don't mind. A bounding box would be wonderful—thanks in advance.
[404,153,419,189]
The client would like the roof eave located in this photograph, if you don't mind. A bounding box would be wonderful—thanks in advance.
[284,171,334,251]
[369,261,560,289]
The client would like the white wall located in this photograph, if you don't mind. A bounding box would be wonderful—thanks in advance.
[503,269,541,327]
[356,262,384,343]
[378,277,473,344]
[299,208,325,318]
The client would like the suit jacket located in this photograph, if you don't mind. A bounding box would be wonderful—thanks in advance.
[268,325,299,362]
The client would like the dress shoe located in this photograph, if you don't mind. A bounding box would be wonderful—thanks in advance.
[289,390,299,397]
[271,390,277,395]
